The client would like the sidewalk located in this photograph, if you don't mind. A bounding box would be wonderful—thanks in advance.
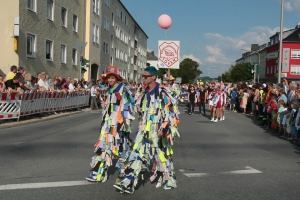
[0,108,94,130]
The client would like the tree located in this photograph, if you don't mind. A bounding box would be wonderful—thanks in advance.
[230,63,252,82]
[178,58,202,83]
[158,68,179,80]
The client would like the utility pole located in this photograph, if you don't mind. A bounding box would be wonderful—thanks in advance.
[278,0,284,83]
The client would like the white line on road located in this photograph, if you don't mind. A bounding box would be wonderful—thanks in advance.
[0,181,92,191]
[184,173,210,178]
[222,166,263,175]
[183,166,262,178]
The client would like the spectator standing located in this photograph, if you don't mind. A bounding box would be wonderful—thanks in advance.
[68,80,75,91]
[37,73,49,91]
[90,82,98,110]
[17,67,33,92]
[188,85,197,115]
[198,85,207,115]
[5,65,17,81]
[241,89,249,114]
[231,88,238,112]
[278,89,287,104]
[4,75,23,94]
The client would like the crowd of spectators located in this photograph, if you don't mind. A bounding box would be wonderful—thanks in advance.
[178,80,300,147]
[0,65,146,122]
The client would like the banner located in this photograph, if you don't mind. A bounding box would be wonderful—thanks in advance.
[282,48,290,72]
[158,40,180,69]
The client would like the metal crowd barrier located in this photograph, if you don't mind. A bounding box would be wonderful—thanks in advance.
[0,90,92,121]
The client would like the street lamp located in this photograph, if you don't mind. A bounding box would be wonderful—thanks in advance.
[241,49,260,83]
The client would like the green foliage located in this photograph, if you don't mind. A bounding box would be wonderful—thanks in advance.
[179,58,202,83]
[218,63,252,82]
[158,58,202,83]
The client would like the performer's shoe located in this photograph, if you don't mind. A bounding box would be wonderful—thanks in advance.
[85,171,98,182]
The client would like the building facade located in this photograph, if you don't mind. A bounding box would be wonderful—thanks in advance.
[147,51,158,69]
[265,24,300,81]
[0,0,86,79]
[1,0,148,83]
[99,0,148,82]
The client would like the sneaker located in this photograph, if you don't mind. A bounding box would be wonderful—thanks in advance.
[189,112,192,115]
[124,187,134,194]
[222,116,225,120]
[219,118,223,121]
[86,171,98,182]
[210,118,214,121]
[213,119,218,123]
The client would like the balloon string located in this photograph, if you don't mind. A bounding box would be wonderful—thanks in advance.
[165,29,168,40]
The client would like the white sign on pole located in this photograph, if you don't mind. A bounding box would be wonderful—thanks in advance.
[158,40,180,69]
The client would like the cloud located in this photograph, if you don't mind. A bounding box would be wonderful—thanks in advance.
[285,0,300,12]
[180,54,202,65]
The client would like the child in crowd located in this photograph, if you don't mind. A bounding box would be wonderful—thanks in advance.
[282,107,291,139]
[230,88,237,112]
[277,99,286,135]
[288,101,298,141]
[267,94,278,128]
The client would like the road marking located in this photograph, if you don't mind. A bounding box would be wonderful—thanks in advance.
[222,166,262,175]
[0,181,92,191]
[184,173,210,178]
[183,166,262,178]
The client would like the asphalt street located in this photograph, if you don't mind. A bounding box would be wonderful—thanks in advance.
[1,106,300,200]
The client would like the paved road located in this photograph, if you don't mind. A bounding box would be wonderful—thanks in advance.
[1,106,300,200]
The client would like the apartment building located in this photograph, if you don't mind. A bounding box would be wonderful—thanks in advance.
[100,0,148,82]
[0,0,86,79]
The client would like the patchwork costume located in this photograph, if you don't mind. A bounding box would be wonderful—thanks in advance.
[86,66,135,183]
[113,83,180,193]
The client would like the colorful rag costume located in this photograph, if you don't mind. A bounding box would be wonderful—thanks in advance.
[87,83,135,182]
[114,83,180,193]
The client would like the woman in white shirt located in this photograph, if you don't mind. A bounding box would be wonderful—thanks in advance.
[68,80,75,91]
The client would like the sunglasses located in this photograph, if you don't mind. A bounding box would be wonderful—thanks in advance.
[142,74,154,79]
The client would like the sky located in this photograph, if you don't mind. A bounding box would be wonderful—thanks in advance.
[122,0,300,78]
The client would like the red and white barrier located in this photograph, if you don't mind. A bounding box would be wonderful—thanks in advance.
[0,93,22,120]
[20,92,45,116]
[0,90,92,121]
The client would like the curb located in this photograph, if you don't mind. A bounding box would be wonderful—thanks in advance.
[0,109,91,130]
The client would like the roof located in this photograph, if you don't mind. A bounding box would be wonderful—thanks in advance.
[147,51,158,60]
[119,0,148,38]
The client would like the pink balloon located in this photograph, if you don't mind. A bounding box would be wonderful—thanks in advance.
[158,14,172,30]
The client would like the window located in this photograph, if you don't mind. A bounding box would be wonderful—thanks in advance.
[72,48,77,65]
[270,66,273,74]
[61,7,67,27]
[103,42,109,55]
[46,0,54,20]
[115,48,119,59]
[104,0,110,7]
[115,26,120,38]
[291,50,300,59]
[60,44,66,63]
[27,33,36,58]
[27,0,36,12]
[93,0,99,15]
[92,23,99,44]
[291,65,300,74]
[46,40,53,60]
[116,6,120,18]
[124,53,128,63]
[73,14,78,32]
[103,17,110,31]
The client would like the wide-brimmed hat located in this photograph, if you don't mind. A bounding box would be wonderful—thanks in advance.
[101,66,123,81]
